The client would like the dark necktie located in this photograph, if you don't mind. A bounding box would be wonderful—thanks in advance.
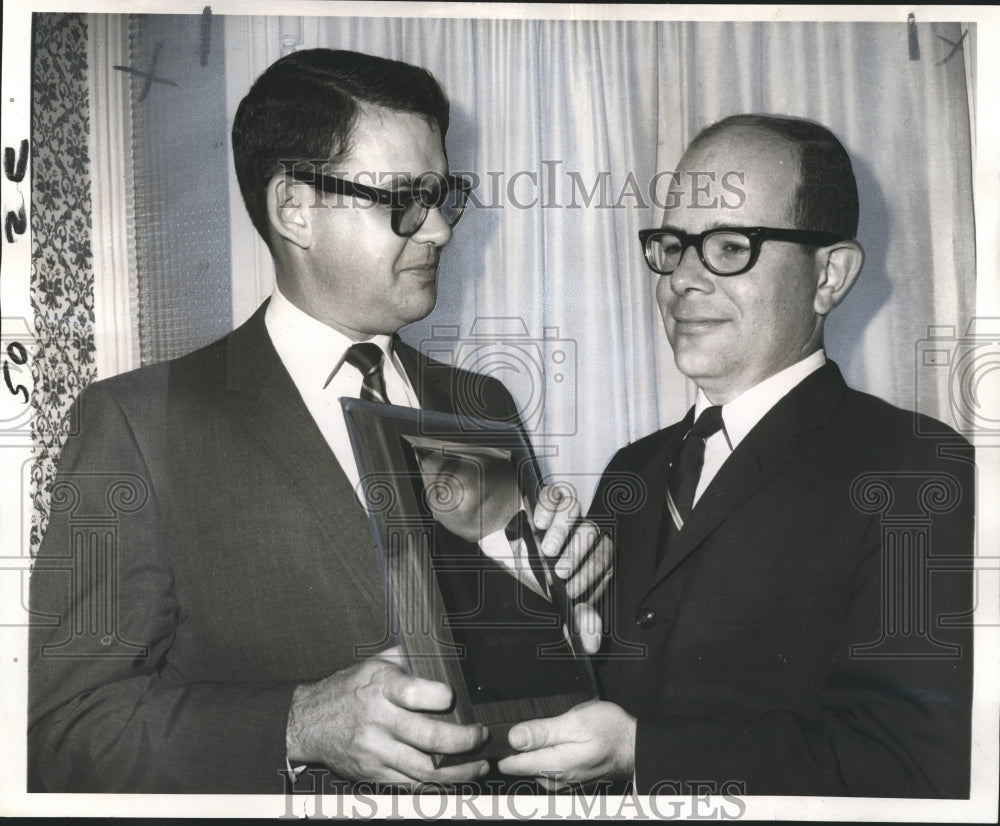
[504,509,549,596]
[658,406,724,563]
[345,342,389,404]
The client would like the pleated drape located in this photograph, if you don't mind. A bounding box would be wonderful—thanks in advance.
[298,17,975,503]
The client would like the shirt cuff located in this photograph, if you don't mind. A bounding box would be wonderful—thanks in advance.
[284,755,307,785]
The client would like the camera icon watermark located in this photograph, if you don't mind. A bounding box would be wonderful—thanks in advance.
[915,318,1000,437]
[418,318,577,437]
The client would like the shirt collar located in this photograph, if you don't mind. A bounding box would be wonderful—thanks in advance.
[694,349,826,450]
[264,285,394,390]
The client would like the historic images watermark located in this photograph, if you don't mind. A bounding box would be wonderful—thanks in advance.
[29,473,151,658]
[276,774,748,820]
[842,319,996,663]
[278,160,749,212]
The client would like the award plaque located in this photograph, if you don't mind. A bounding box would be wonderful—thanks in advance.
[342,399,597,764]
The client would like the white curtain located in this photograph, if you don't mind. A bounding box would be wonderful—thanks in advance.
[654,22,976,433]
[223,16,976,506]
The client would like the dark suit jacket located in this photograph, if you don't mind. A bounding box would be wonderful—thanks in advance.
[430,526,586,707]
[591,362,974,798]
[27,302,524,793]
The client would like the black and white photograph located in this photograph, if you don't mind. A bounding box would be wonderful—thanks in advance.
[1,1,997,820]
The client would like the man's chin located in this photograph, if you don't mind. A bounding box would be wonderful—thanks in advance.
[672,350,726,386]
[393,288,438,330]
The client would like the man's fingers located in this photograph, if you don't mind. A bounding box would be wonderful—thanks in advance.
[394,710,489,756]
[507,716,561,752]
[537,489,581,558]
[552,521,600,581]
[573,603,603,655]
[496,751,541,777]
[385,738,489,786]
[496,746,567,779]
[382,669,454,712]
[587,566,613,603]
[424,759,491,785]
[367,763,426,788]
[533,484,567,532]
[565,532,611,596]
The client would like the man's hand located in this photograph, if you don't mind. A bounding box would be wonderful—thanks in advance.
[534,485,612,599]
[533,484,612,653]
[497,701,636,791]
[285,648,489,787]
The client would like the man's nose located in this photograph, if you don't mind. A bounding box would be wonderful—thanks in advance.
[669,245,714,294]
[411,206,453,247]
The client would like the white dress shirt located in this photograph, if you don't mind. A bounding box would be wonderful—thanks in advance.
[479,513,551,601]
[692,350,827,505]
[264,287,538,576]
[264,286,421,496]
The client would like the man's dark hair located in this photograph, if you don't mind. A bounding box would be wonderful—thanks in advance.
[232,48,450,244]
[689,114,859,238]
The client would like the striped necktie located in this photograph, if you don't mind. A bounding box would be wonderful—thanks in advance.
[345,342,389,404]
[657,405,724,566]
[666,405,725,529]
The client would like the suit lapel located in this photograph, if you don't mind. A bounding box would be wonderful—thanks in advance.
[652,405,799,581]
[226,304,385,615]
[627,413,691,584]
[645,363,847,589]
[394,339,456,414]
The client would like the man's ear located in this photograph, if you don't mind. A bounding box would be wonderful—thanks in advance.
[266,177,314,249]
[814,240,864,316]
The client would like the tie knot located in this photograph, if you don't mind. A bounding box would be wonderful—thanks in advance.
[345,342,384,375]
[688,405,724,441]
[504,510,530,543]
[345,342,389,404]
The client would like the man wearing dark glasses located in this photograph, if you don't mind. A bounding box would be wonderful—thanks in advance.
[500,115,973,798]
[28,49,608,793]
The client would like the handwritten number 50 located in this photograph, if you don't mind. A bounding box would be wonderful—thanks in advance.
[3,342,28,403]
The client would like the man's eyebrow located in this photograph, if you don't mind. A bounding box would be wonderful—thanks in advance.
[659,222,753,234]
[344,171,413,190]
[706,220,752,230]
[381,172,450,187]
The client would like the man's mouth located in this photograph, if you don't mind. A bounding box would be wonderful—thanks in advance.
[400,260,439,277]
[672,315,728,333]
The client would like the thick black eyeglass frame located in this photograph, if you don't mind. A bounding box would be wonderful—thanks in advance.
[288,169,473,237]
[638,226,850,276]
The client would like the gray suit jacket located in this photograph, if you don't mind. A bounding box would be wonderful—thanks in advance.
[28,302,523,793]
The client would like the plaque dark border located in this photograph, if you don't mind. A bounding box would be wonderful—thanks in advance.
[342,398,598,764]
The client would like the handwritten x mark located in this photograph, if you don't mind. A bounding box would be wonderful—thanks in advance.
[114,41,177,101]
[936,29,969,66]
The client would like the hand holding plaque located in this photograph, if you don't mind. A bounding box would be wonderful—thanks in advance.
[343,400,601,764]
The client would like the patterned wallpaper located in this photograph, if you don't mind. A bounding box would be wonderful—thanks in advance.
[30,13,96,556]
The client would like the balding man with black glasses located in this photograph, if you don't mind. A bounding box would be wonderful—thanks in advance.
[500,114,974,799]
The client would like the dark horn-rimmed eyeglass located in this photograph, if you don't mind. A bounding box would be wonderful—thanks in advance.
[289,169,472,238]
[638,226,850,277]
